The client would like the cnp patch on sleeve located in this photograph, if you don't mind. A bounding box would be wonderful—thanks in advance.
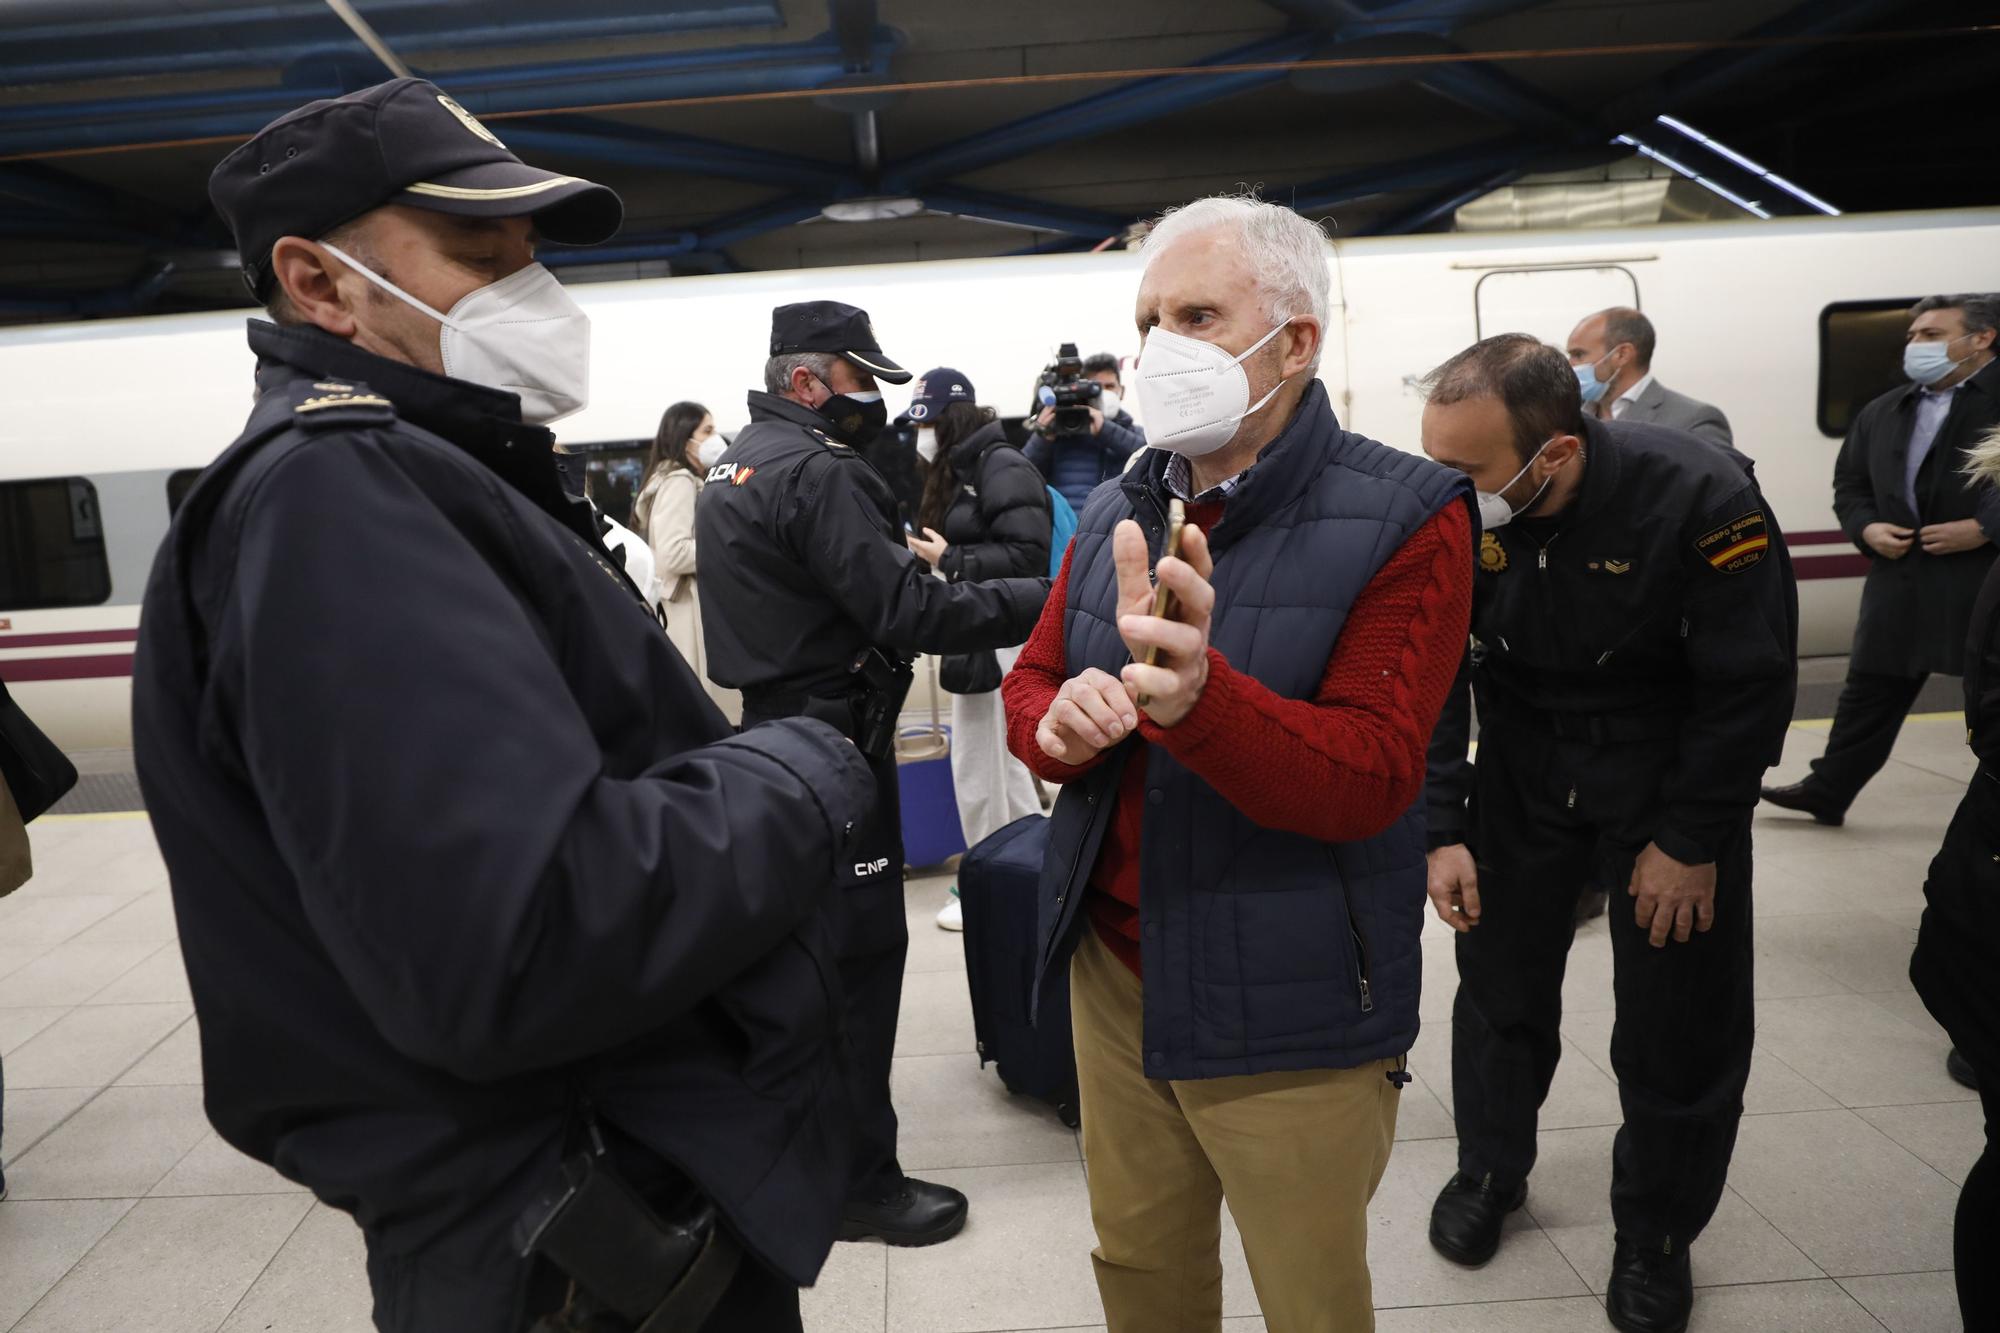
[1694,510,1770,574]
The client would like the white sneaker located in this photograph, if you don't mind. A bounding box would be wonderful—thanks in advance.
[936,892,963,932]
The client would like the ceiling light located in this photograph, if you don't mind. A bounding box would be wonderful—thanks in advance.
[821,196,925,223]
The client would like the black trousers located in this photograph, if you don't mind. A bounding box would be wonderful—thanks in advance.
[1452,721,1755,1250]
[743,704,909,1200]
[1804,669,1929,808]
[365,1242,801,1333]
[1910,772,2000,1329]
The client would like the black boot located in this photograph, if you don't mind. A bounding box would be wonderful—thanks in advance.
[1607,1236,1693,1333]
[839,1177,968,1247]
[1428,1172,1526,1266]
[1948,1046,1979,1090]
[1758,782,1845,826]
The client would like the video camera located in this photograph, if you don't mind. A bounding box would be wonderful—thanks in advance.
[1035,342,1102,438]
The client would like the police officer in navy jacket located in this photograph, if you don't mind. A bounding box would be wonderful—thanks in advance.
[134,79,874,1332]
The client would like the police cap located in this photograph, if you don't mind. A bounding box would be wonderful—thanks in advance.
[210,77,624,300]
[770,301,912,385]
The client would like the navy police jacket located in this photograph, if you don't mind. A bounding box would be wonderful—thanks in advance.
[695,391,1047,703]
[1425,416,1798,866]
[132,322,874,1288]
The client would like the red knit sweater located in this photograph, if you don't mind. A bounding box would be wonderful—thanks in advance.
[1001,499,1474,976]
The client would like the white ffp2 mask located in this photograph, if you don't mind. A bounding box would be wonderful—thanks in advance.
[694,435,727,471]
[1132,319,1294,458]
[321,244,591,425]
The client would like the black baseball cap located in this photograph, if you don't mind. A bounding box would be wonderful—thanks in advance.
[907,367,976,420]
[210,77,624,300]
[769,300,911,385]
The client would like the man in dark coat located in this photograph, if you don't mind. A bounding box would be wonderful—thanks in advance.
[133,79,875,1333]
[1764,294,2000,824]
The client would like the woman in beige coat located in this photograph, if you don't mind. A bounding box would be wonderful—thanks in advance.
[631,401,740,721]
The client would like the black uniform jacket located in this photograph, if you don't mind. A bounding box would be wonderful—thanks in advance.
[132,322,876,1286]
[1426,417,1798,867]
[1833,358,2000,678]
[934,421,1052,585]
[695,392,1048,700]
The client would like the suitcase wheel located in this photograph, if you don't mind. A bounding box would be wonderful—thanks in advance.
[1056,1103,1080,1130]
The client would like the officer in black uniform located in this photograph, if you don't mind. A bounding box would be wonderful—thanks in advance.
[696,303,1049,1245]
[134,79,878,1333]
[1416,335,1796,1333]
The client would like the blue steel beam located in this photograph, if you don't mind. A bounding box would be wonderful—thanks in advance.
[1608,0,1906,124]
[540,194,831,269]
[504,120,851,192]
[922,188,1125,240]
[1284,137,1550,212]
[0,30,899,159]
[1,2,786,85]
[1262,0,1544,35]
[881,31,1330,191]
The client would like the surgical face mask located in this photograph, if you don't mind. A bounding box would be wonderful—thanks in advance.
[1904,333,1971,387]
[1476,438,1555,531]
[1097,390,1122,420]
[321,244,590,425]
[693,433,727,471]
[1574,354,1612,406]
[915,426,939,464]
[814,380,887,446]
[1132,319,1294,457]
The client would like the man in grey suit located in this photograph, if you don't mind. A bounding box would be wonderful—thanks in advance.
[1568,307,1733,448]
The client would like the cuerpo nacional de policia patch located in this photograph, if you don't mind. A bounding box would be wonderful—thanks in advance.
[1479,530,1509,573]
[1694,510,1770,574]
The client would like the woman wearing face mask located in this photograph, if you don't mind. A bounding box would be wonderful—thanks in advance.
[903,369,1053,930]
[632,401,739,720]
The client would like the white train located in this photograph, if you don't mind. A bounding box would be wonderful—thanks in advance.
[4,206,1996,751]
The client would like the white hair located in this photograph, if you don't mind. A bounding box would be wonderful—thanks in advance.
[1140,194,1332,371]
[1965,424,2000,488]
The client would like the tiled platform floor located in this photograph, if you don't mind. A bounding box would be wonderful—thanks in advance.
[0,716,1975,1331]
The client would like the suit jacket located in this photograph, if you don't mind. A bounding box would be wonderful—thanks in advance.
[1620,377,1733,448]
[1833,357,2000,676]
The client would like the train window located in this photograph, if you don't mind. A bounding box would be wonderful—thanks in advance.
[0,477,112,611]
[1819,300,1917,438]
[166,469,201,515]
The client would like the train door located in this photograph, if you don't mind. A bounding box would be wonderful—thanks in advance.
[1474,264,1642,347]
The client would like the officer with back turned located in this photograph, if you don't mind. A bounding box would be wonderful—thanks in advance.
[696,302,1049,1246]
[1417,334,1796,1333]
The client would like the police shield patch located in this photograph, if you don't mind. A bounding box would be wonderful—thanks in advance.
[1479,531,1508,573]
[1694,511,1770,574]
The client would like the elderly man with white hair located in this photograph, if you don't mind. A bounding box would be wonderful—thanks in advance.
[1002,195,1476,1331]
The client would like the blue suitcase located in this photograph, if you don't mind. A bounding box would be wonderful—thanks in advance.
[958,813,1080,1128]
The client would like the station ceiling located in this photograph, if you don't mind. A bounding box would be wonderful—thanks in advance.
[0,0,1994,325]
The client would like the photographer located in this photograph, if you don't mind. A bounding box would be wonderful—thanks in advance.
[1024,349,1148,511]
[903,368,1052,930]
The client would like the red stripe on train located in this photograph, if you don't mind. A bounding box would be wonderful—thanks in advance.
[0,654,135,682]
[0,629,141,649]
[0,546,1876,683]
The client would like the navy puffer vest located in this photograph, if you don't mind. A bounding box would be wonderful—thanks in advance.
[1033,382,1471,1079]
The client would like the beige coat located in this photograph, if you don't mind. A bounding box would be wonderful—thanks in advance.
[636,466,740,721]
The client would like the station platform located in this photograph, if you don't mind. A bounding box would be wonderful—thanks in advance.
[0,711,1974,1332]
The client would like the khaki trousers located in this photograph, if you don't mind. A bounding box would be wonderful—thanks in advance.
[1070,928,1399,1333]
